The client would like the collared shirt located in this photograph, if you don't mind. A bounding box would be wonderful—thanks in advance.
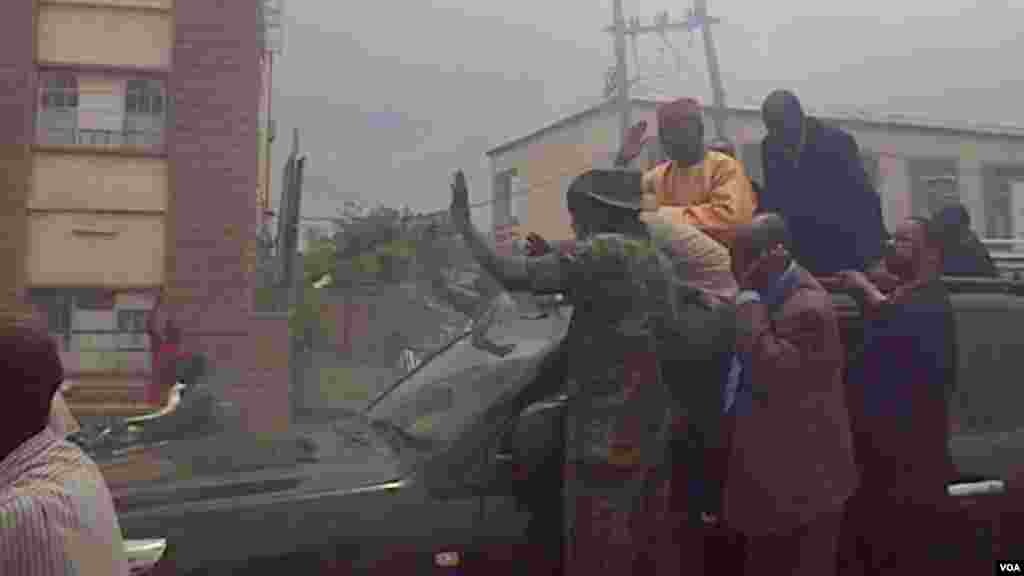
[0,428,128,576]
[722,262,799,412]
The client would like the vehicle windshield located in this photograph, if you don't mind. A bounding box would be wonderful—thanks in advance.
[365,291,551,450]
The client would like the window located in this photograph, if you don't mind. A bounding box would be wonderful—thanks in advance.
[27,288,72,347]
[982,164,1024,239]
[509,173,528,225]
[125,79,165,116]
[493,169,516,229]
[36,71,166,151]
[117,309,149,350]
[40,73,79,109]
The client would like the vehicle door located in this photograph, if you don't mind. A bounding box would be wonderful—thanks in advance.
[364,293,569,574]
[412,294,570,575]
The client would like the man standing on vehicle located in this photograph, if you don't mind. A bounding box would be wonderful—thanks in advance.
[0,319,129,575]
[837,216,958,574]
[722,213,857,576]
[759,90,887,276]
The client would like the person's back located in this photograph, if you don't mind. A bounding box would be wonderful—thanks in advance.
[1,430,128,575]
[0,321,128,575]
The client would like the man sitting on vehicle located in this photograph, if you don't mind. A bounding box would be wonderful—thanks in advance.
[641,98,758,248]
[0,320,128,575]
[837,215,958,574]
[707,137,765,209]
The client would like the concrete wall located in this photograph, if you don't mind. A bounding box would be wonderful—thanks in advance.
[37,4,173,69]
[169,0,288,432]
[30,152,168,212]
[53,0,173,9]
[26,213,165,286]
[0,0,36,317]
[168,0,261,331]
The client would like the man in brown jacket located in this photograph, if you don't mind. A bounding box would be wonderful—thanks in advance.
[722,213,858,576]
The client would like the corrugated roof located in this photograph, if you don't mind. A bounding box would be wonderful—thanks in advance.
[486,96,1024,157]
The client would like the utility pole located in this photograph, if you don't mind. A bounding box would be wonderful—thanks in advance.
[611,0,631,147]
[604,2,727,138]
[694,0,727,139]
[276,127,308,417]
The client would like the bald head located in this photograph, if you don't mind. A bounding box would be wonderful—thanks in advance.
[762,90,805,148]
[739,213,792,254]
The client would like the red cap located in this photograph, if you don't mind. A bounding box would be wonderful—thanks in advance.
[657,98,702,131]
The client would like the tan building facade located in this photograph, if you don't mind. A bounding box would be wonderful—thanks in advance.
[1,0,290,430]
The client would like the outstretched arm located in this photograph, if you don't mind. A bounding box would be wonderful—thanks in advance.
[450,171,567,294]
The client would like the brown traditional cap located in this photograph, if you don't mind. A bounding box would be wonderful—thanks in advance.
[657,97,702,131]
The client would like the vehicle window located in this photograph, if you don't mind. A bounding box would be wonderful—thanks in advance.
[366,294,549,449]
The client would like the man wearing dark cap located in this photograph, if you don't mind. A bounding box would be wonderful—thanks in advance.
[451,168,734,575]
[642,97,757,247]
[0,321,128,575]
[759,90,887,276]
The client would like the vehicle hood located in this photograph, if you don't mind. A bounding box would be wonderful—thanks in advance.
[105,421,405,520]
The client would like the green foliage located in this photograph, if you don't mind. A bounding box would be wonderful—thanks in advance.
[303,237,338,285]
[318,366,372,405]
[288,283,334,343]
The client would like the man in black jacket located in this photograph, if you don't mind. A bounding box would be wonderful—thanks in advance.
[759,90,887,276]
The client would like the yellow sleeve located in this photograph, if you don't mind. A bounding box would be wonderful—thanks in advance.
[660,155,756,241]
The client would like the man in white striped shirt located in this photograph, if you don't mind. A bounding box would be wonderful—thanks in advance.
[0,321,128,575]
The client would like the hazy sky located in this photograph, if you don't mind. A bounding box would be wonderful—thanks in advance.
[269,0,1023,228]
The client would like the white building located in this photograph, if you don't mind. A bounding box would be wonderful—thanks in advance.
[486,98,1024,245]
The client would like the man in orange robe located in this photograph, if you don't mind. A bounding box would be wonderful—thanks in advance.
[642,98,757,247]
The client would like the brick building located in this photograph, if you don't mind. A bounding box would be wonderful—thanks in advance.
[0,0,289,431]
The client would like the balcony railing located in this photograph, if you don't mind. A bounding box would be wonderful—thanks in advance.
[53,329,154,376]
[37,126,165,152]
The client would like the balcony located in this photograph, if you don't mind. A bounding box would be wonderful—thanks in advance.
[37,126,165,151]
[36,71,166,155]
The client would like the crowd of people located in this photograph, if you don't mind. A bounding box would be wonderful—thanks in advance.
[451,90,994,575]
[0,88,1000,575]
